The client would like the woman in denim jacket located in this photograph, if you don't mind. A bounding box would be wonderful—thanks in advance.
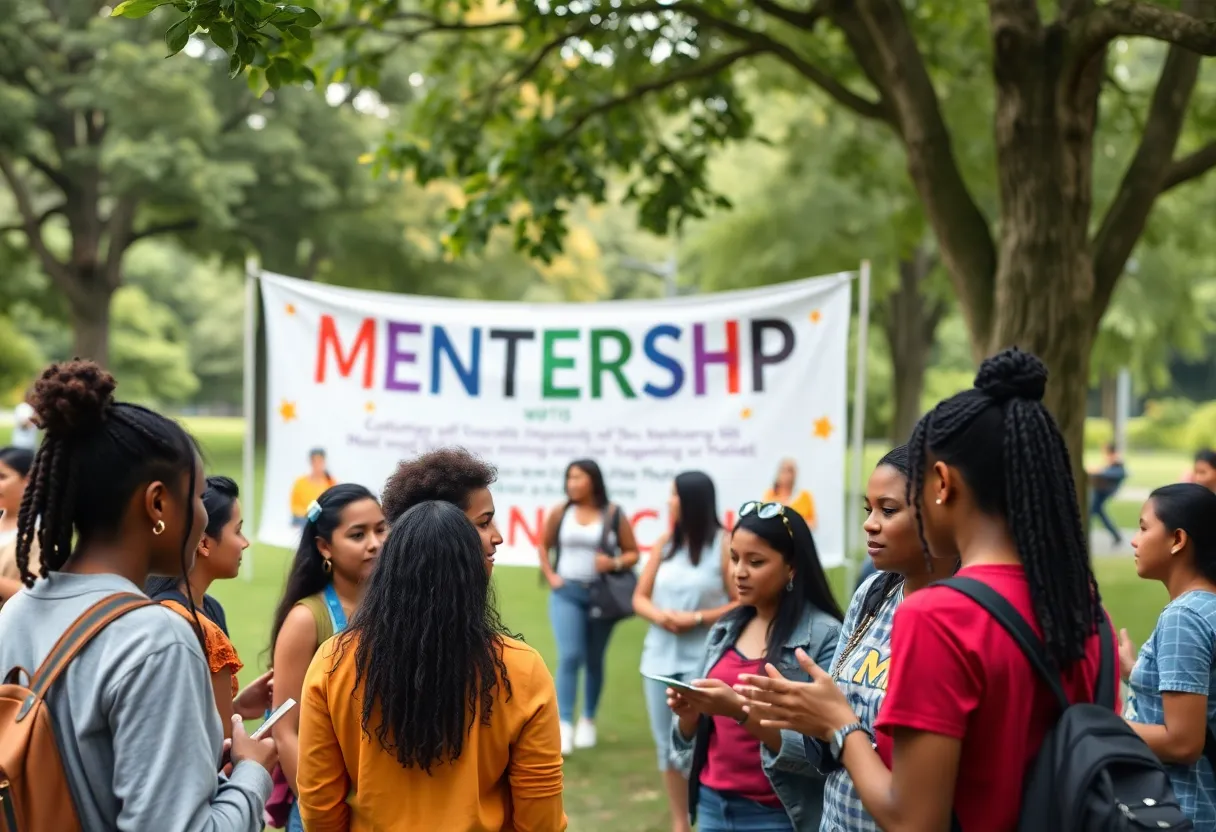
[668,502,842,831]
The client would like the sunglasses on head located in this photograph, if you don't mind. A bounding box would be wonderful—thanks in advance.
[738,501,793,539]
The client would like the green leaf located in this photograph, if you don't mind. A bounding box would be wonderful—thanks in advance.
[209,20,234,50]
[296,7,321,27]
[281,4,306,13]
[228,52,242,78]
[164,18,191,56]
[266,62,281,89]
[234,34,254,65]
[111,0,164,18]
[287,25,311,40]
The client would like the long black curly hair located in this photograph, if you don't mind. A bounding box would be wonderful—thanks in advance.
[337,500,516,773]
[906,347,1100,668]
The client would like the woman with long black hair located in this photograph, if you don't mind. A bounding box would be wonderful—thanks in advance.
[266,483,386,832]
[634,471,737,832]
[0,360,275,830]
[296,500,566,830]
[538,458,640,754]
[737,349,1115,832]
[667,502,841,831]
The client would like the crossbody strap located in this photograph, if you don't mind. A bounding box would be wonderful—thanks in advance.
[940,577,1070,710]
[19,592,153,720]
[599,504,621,554]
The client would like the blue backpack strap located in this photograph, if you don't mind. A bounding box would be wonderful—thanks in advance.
[939,577,1070,711]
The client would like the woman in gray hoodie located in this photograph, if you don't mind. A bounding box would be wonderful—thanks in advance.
[0,360,275,831]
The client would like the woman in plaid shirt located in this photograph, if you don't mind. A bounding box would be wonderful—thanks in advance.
[757,446,957,831]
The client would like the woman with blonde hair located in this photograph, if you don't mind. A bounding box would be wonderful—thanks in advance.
[764,458,816,529]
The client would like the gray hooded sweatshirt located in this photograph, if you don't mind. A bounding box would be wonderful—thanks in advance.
[0,572,271,831]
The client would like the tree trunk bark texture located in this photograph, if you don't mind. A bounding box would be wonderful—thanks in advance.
[68,275,114,366]
[984,9,1107,506]
[884,246,944,445]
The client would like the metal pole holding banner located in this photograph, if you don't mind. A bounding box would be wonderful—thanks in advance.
[843,260,872,592]
[241,257,260,582]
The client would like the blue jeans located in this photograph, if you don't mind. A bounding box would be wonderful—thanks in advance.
[697,786,793,831]
[1090,489,1121,541]
[549,582,616,723]
[286,801,304,832]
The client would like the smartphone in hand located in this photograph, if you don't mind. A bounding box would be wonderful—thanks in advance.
[251,698,297,741]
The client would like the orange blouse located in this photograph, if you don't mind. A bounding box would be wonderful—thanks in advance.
[763,487,817,529]
[297,633,567,832]
[161,599,243,698]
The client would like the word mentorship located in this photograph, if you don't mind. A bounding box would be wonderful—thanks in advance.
[314,316,799,400]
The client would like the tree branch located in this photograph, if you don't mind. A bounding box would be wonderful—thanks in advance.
[836,0,997,345]
[673,2,887,121]
[23,151,72,193]
[1161,140,1216,193]
[0,154,69,286]
[550,47,766,146]
[752,0,828,30]
[0,203,65,235]
[128,218,200,245]
[1091,30,1204,320]
[1072,0,1216,66]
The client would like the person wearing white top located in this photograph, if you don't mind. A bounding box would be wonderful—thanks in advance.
[10,400,38,450]
[634,472,737,832]
[539,459,640,755]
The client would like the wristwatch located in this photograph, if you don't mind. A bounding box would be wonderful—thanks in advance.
[613,557,623,572]
[694,612,704,627]
[830,723,872,761]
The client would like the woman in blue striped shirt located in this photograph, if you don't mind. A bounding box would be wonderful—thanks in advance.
[759,445,956,831]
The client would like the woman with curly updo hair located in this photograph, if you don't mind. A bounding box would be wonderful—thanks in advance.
[296,500,566,830]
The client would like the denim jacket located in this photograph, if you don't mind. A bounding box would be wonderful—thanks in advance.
[670,601,841,831]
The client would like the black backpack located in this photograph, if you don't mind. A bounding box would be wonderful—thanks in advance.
[942,577,1192,832]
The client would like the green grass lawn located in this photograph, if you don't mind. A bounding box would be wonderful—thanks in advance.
[0,417,1180,829]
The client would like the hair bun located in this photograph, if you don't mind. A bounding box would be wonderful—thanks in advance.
[974,347,1047,404]
[30,360,116,438]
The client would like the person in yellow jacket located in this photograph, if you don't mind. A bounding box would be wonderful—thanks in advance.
[291,448,336,526]
[763,458,817,530]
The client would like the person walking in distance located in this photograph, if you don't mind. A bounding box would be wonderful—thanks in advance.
[0,360,276,831]
[538,459,640,755]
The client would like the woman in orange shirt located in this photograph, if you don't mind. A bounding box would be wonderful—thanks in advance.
[297,500,566,832]
[764,458,817,530]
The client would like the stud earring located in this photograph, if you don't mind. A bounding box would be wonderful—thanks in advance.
[152,520,166,536]
[935,498,943,505]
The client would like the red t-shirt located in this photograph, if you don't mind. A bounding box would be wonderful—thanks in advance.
[873,564,1117,832]
[700,649,783,808]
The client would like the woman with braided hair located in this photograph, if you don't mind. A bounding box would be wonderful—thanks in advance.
[736,348,1116,832]
[0,360,276,831]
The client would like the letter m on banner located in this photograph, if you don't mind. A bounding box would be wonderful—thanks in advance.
[316,315,376,389]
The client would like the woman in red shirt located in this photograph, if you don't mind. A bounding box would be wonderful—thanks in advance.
[737,349,1114,832]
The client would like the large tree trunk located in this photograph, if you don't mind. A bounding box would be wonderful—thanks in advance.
[986,9,1105,508]
[883,245,946,444]
[66,272,116,366]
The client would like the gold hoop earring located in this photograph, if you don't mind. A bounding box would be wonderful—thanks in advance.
[322,557,333,574]
[152,520,166,536]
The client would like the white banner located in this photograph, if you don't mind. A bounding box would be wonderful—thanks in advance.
[257,271,853,566]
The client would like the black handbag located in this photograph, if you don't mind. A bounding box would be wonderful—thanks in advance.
[587,504,637,623]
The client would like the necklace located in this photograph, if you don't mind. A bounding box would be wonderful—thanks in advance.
[831,582,902,679]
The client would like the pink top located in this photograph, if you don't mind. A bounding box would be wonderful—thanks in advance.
[699,649,783,807]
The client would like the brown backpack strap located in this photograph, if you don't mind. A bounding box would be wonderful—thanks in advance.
[17,592,153,720]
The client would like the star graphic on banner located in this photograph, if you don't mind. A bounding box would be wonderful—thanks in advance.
[813,417,833,439]
[279,401,298,423]
[740,408,753,420]
[285,303,296,316]
[809,310,822,324]
[364,401,376,413]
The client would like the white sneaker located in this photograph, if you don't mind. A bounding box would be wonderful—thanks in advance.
[574,717,597,749]
[560,720,574,756]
